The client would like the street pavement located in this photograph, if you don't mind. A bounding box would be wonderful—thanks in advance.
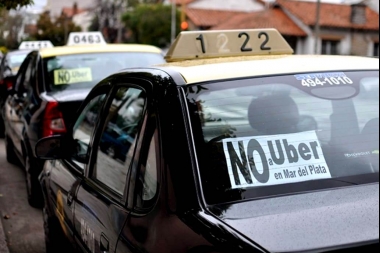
[0,218,8,253]
[0,202,8,251]
[0,139,45,253]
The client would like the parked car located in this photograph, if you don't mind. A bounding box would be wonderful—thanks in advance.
[36,29,379,253]
[0,49,31,135]
[3,32,165,207]
[99,123,135,162]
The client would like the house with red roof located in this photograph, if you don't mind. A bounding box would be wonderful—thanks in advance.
[181,0,379,56]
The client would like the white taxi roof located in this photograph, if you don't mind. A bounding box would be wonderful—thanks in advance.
[39,44,163,58]
[164,55,379,84]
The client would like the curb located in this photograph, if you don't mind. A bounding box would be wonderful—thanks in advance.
[0,217,9,253]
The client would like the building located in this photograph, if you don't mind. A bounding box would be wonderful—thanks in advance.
[181,0,379,56]
[44,0,94,17]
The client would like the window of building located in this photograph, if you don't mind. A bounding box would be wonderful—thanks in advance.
[322,40,340,55]
[374,42,379,57]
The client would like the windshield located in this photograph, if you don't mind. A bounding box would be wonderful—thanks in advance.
[186,71,379,205]
[8,53,29,74]
[43,52,165,91]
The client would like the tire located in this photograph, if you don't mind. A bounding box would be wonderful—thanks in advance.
[25,153,44,208]
[43,206,76,253]
[5,136,18,165]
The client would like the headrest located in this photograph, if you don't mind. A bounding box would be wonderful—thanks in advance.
[248,95,300,135]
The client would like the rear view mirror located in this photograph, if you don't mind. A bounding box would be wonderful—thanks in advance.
[35,136,70,160]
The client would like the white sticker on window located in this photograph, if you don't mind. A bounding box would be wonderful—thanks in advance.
[223,131,331,189]
[54,68,93,85]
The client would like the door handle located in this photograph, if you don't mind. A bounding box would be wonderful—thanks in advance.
[100,234,109,253]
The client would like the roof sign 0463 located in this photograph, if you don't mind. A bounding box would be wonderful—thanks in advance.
[223,131,331,189]
[165,29,294,62]
[19,41,54,50]
[67,32,107,46]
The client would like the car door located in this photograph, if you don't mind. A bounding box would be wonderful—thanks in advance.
[74,81,152,253]
[5,54,33,158]
[45,86,111,246]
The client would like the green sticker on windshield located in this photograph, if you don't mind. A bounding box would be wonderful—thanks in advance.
[54,68,92,85]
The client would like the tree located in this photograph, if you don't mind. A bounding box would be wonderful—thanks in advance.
[32,11,82,46]
[0,8,24,50]
[0,0,34,10]
[93,0,163,43]
[123,4,180,48]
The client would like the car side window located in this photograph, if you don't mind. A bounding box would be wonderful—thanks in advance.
[72,94,107,169]
[94,87,146,195]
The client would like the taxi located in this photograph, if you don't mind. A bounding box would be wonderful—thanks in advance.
[0,41,51,135]
[3,32,165,207]
[36,29,379,253]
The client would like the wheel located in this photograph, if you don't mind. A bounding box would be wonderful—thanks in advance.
[5,136,19,165]
[25,153,44,208]
[43,206,76,253]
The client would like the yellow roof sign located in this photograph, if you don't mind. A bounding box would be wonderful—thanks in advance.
[165,29,294,62]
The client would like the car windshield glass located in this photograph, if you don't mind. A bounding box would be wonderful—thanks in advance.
[43,52,165,91]
[186,71,379,205]
[9,53,29,72]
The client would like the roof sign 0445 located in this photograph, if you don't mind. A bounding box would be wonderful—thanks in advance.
[19,41,54,50]
[165,29,294,62]
[67,32,107,46]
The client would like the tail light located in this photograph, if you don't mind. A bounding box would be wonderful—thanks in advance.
[6,79,14,91]
[43,101,67,138]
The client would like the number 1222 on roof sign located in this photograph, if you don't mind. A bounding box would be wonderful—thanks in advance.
[165,29,294,62]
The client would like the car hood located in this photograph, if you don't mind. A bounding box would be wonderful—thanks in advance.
[44,88,91,103]
[213,184,379,252]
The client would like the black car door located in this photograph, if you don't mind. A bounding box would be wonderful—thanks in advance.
[45,87,111,246]
[74,81,153,253]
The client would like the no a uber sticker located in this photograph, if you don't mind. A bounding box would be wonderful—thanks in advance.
[223,131,331,189]
[54,68,93,85]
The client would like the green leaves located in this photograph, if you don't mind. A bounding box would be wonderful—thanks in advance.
[0,0,34,10]
[33,12,82,46]
[123,4,180,48]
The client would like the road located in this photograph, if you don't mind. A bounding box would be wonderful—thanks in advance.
[0,140,45,253]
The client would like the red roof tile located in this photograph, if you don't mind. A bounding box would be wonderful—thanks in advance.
[170,0,198,5]
[62,7,87,18]
[186,8,248,27]
[278,0,379,31]
[212,7,306,36]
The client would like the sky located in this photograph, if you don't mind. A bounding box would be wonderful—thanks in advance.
[26,0,47,12]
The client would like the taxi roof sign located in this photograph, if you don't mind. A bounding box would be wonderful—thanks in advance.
[19,41,54,50]
[165,29,294,62]
[67,32,107,46]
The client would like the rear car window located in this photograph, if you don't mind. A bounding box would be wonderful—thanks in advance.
[186,71,379,205]
[43,52,165,91]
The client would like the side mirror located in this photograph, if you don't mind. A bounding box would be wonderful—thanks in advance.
[35,135,72,160]
[36,135,90,164]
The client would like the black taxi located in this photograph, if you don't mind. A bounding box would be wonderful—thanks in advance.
[36,29,379,253]
[3,32,165,207]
